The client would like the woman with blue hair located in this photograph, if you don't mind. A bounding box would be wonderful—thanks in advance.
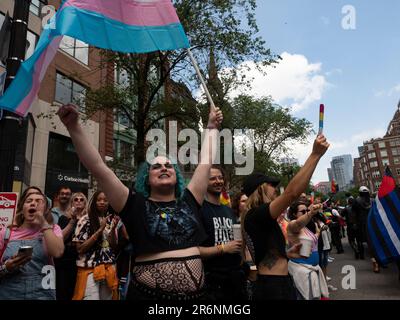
[58,103,223,300]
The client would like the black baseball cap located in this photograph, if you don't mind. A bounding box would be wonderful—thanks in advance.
[242,172,280,197]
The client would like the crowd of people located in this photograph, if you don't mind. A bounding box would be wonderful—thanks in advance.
[2,102,372,301]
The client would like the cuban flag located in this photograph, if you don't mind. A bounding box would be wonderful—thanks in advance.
[0,0,190,116]
[367,167,400,265]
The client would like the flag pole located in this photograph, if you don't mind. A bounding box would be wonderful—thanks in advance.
[186,48,216,111]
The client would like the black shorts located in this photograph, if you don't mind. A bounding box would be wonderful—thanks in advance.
[253,274,297,300]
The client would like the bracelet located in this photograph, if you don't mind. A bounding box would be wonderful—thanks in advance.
[92,231,101,240]
[41,224,53,233]
[0,263,9,275]
[206,125,218,130]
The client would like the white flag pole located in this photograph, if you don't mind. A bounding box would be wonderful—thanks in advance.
[186,48,216,111]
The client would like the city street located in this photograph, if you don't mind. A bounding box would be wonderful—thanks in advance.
[328,236,400,300]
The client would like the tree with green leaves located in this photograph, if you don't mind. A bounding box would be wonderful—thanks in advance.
[224,94,313,189]
[84,0,279,169]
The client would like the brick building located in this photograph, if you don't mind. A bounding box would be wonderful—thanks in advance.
[0,0,114,198]
[353,103,400,192]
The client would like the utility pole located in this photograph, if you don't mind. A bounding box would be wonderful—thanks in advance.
[0,0,31,191]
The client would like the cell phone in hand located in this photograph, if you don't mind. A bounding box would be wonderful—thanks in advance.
[17,246,33,257]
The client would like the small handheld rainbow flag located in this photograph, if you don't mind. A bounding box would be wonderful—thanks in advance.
[318,104,324,135]
[220,189,231,207]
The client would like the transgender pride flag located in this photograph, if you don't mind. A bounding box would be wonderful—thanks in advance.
[0,0,189,116]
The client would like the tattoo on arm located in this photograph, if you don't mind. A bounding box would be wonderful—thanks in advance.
[260,253,279,270]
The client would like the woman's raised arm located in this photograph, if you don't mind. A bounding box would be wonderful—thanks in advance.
[187,106,223,205]
[57,104,129,212]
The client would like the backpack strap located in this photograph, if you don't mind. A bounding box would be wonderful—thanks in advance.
[0,228,12,263]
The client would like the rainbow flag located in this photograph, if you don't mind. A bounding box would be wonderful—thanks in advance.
[318,103,324,135]
[0,0,190,116]
[220,189,231,207]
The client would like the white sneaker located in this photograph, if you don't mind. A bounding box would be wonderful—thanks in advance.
[328,285,337,291]
[326,276,332,282]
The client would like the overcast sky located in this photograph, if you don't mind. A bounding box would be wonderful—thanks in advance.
[231,0,400,184]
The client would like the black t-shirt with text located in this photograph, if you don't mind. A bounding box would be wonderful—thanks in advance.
[200,201,242,271]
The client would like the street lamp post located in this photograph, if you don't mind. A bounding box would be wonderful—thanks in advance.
[0,0,31,192]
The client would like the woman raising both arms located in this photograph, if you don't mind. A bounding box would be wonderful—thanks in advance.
[57,103,223,300]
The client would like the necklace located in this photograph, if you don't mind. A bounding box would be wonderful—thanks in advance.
[152,201,178,223]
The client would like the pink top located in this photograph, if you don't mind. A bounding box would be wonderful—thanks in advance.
[0,225,63,256]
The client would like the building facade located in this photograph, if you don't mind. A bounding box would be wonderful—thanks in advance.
[314,181,331,195]
[0,0,113,198]
[327,168,334,182]
[280,157,300,166]
[354,103,400,193]
[330,154,353,191]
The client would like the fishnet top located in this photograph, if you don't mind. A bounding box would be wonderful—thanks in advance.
[133,255,204,293]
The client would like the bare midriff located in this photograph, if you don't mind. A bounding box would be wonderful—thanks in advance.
[257,257,288,276]
[135,246,201,263]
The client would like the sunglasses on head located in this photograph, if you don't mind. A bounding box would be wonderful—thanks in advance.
[298,209,310,214]
[150,163,174,170]
[73,197,85,202]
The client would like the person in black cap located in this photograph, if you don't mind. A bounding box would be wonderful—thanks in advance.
[352,186,379,272]
[241,134,329,300]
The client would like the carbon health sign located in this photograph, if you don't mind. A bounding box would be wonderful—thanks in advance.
[0,193,18,231]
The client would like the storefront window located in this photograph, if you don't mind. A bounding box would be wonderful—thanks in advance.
[45,132,89,197]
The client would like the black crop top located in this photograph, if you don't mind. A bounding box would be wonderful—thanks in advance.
[119,188,207,257]
[243,203,287,266]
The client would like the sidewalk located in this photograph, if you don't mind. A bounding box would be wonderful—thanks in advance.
[327,237,400,300]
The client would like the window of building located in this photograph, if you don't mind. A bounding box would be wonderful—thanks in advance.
[55,72,86,109]
[0,12,4,30]
[369,161,378,168]
[394,157,400,164]
[368,152,376,159]
[378,142,386,148]
[45,132,89,197]
[116,112,133,128]
[380,150,388,157]
[390,140,400,147]
[375,182,381,190]
[0,13,5,67]
[25,30,38,60]
[367,144,373,151]
[29,0,43,16]
[382,158,390,167]
[114,139,134,166]
[115,67,130,87]
[392,148,400,156]
[397,168,400,176]
[372,171,381,179]
[60,36,89,65]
